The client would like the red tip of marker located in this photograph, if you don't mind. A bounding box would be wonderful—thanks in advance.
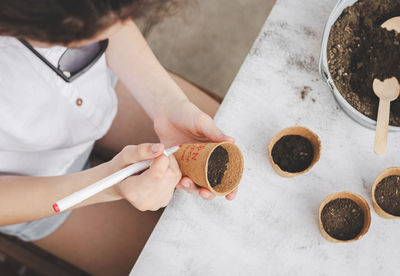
[53,203,60,213]
[179,145,182,148]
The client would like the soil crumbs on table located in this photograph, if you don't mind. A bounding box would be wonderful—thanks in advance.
[271,135,313,173]
[375,175,400,216]
[321,198,364,241]
[328,0,400,125]
[207,146,229,188]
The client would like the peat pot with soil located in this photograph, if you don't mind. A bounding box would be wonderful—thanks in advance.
[268,126,321,177]
[174,142,244,196]
[321,0,400,129]
[372,167,400,218]
[319,192,371,243]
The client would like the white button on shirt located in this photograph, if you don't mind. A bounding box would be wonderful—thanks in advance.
[0,37,118,176]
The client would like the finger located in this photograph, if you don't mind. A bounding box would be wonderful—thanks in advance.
[198,188,216,200]
[143,154,169,178]
[176,183,198,195]
[225,188,238,201]
[197,114,235,143]
[118,143,165,166]
[166,156,182,187]
[168,155,181,173]
[176,177,200,195]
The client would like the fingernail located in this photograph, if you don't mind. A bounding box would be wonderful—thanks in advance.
[151,143,162,153]
[202,192,210,198]
[182,181,190,188]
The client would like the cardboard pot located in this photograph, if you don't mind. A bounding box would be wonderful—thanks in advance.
[319,191,371,243]
[174,142,244,196]
[268,126,321,177]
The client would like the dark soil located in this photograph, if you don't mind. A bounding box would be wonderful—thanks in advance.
[375,175,400,216]
[271,135,314,173]
[328,0,400,126]
[321,198,364,241]
[300,86,312,100]
[207,146,229,188]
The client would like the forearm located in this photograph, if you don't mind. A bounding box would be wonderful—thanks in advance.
[0,162,119,226]
[106,20,189,120]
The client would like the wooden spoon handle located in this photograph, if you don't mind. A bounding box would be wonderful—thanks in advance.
[374,99,390,155]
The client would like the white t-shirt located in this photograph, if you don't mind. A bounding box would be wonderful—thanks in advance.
[0,37,118,176]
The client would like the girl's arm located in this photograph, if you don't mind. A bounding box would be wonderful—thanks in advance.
[106,20,188,121]
[0,161,118,225]
[0,143,180,226]
[105,20,237,201]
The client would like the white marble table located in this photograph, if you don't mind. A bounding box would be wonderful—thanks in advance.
[131,0,400,275]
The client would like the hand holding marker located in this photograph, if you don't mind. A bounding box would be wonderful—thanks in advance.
[53,145,181,213]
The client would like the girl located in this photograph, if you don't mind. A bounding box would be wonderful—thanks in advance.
[0,1,237,275]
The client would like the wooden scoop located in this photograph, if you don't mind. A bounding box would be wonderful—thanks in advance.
[373,18,400,156]
[373,78,400,155]
[382,16,400,32]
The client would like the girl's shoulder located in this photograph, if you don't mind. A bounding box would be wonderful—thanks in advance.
[0,36,56,89]
[0,37,30,58]
[0,36,34,72]
[0,36,19,47]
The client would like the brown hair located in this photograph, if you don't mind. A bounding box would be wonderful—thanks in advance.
[0,0,183,44]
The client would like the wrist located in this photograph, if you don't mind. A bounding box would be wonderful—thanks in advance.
[101,160,125,201]
[84,161,124,204]
[152,96,190,120]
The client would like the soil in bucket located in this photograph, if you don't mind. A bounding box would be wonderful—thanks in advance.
[271,135,314,173]
[328,0,400,125]
[321,198,364,241]
[207,146,229,188]
[375,175,400,216]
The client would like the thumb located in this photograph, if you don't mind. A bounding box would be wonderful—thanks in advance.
[117,143,165,167]
[199,115,235,143]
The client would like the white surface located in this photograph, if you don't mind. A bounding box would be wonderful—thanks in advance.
[132,0,400,275]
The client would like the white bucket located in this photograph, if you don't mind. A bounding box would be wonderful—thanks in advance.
[319,0,400,131]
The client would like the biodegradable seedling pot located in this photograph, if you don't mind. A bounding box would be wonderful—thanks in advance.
[372,167,400,219]
[319,192,371,243]
[268,126,321,177]
[174,142,244,196]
